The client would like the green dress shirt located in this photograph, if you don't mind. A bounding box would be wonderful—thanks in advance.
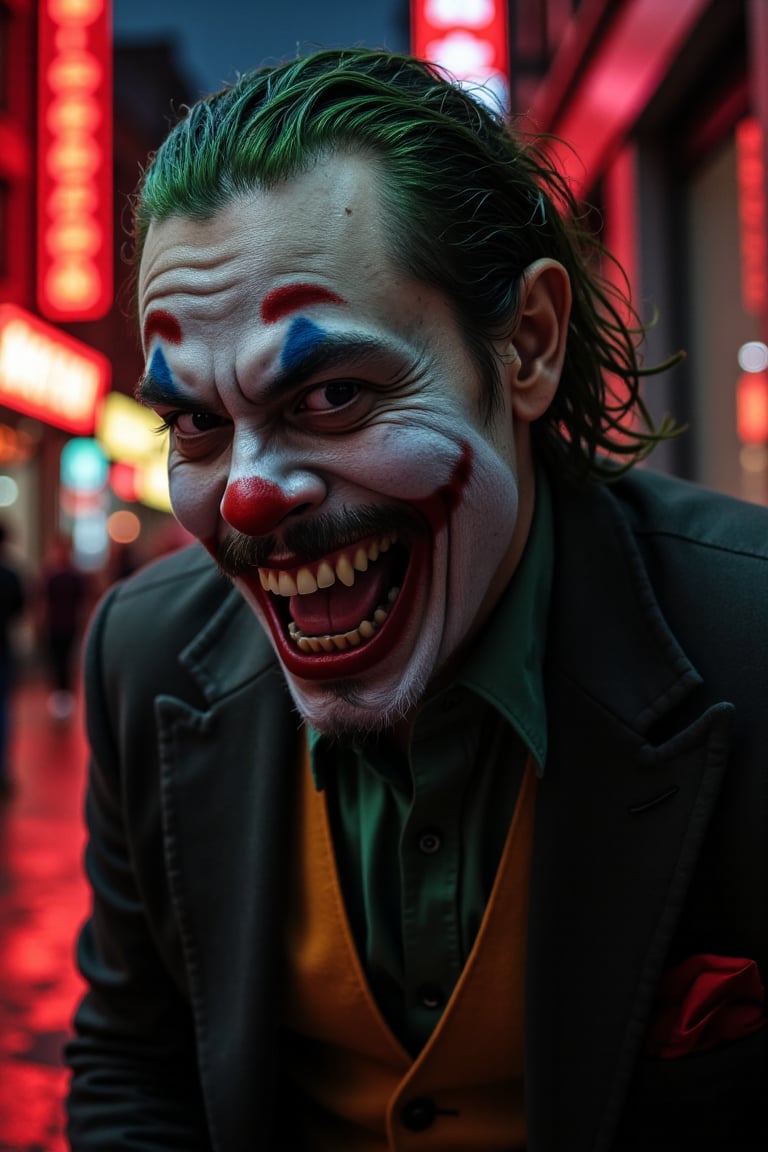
[308,473,553,1053]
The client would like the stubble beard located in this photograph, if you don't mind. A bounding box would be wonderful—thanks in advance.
[284,666,431,742]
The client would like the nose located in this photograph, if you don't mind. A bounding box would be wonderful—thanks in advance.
[221,475,319,536]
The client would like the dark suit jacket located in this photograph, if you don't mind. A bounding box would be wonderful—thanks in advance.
[66,467,768,1150]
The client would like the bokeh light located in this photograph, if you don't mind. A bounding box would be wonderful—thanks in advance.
[106,509,141,544]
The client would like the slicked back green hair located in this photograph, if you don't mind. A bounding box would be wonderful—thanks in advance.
[133,48,679,482]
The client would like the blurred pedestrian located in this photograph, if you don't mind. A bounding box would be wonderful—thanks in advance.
[39,534,88,721]
[0,521,26,797]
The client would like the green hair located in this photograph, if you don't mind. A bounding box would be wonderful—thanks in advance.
[133,48,681,482]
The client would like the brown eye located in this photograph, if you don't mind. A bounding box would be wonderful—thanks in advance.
[172,411,225,435]
[301,381,360,411]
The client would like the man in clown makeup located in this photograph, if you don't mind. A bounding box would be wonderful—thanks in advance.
[66,48,768,1152]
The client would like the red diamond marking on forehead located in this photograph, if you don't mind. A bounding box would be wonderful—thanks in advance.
[260,284,347,324]
[143,310,183,346]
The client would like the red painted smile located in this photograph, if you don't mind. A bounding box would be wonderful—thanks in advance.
[239,531,425,681]
[229,442,473,680]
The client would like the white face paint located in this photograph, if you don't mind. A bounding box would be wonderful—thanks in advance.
[137,154,529,737]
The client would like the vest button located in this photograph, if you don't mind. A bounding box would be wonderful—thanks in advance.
[418,982,446,1009]
[401,1096,436,1131]
[417,828,442,855]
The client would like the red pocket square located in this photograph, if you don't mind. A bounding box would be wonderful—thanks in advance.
[646,953,766,1058]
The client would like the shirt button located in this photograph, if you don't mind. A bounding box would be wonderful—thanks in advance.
[401,1096,436,1131]
[417,828,442,855]
[418,982,446,1010]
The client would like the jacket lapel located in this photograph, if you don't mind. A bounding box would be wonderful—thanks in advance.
[525,477,734,1152]
[154,587,298,1150]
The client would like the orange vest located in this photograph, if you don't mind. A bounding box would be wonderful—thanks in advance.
[282,740,536,1151]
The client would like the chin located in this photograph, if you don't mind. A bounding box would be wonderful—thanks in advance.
[281,660,433,740]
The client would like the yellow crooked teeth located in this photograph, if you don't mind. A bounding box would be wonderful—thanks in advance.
[287,587,401,652]
[278,571,298,597]
[316,561,335,588]
[336,554,355,587]
[296,568,318,595]
[257,532,397,597]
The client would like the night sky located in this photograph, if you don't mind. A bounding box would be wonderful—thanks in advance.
[113,0,411,100]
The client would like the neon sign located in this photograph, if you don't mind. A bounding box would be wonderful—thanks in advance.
[0,304,110,433]
[736,117,767,317]
[37,0,113,321]
[411,0,510,113]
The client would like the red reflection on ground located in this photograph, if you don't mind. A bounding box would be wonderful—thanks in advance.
[0,682,88,1151]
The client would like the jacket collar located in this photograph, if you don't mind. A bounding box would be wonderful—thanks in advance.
[177,578,277,704]
[546,471,704,732]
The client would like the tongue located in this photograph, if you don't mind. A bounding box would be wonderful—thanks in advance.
[289,554,394,635]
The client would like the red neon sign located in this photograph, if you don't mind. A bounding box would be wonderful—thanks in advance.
[736,117,768,317]
[37,0,113,321]
[737,370,768,445]
[411,0,510,113]
[0,304,110,433]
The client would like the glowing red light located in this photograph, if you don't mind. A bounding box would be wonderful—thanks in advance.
[736,118,767,316]
[37,0,112,321]
[0,304,110,433]
[411,0,509,111]
[737,370,768,445]
[109,461,139,502]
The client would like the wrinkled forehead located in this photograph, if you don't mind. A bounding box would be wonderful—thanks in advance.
[136,156,427,355]
[139,155,393,305]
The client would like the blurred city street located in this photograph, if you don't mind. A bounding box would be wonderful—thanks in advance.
[0,679,89,1151]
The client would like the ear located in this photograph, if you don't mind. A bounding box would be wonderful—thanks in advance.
[503,258,571,423]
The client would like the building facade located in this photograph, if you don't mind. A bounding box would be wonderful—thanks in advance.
[509,0,768,503]
[0,0,192,576]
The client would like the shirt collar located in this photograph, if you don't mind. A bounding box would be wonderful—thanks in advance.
[453,462,552,774]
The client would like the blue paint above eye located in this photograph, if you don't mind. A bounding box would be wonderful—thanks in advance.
[148,347,182,398]
[281,316,327,372]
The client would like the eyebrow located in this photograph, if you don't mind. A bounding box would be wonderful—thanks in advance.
[135,347,187,407]
[136,352,186,407]
[136,331,402,410]
[260,284,347,324]
[265,331,398,400]
[143,310,183,346]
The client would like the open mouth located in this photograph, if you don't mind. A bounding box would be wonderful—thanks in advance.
[242,530,417,679]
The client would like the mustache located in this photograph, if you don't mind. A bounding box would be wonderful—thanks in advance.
[216,504,419,576]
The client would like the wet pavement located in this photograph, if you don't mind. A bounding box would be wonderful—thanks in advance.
[0,680,89,1151]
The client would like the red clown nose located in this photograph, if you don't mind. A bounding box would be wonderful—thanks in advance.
[221,476,301,536]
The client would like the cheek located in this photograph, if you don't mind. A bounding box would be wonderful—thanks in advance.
[349,419,513,534]
[343,422,468,504]
[168,463,223,539]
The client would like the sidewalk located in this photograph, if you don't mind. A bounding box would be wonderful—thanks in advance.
[0,679,89,1152]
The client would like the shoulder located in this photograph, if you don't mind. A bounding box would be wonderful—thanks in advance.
[593,469,768,699]
[609,468,768,562]
[108,540,219,594]
[85,543,249,695]
[547,465,768,691]
[94,542,232,627]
